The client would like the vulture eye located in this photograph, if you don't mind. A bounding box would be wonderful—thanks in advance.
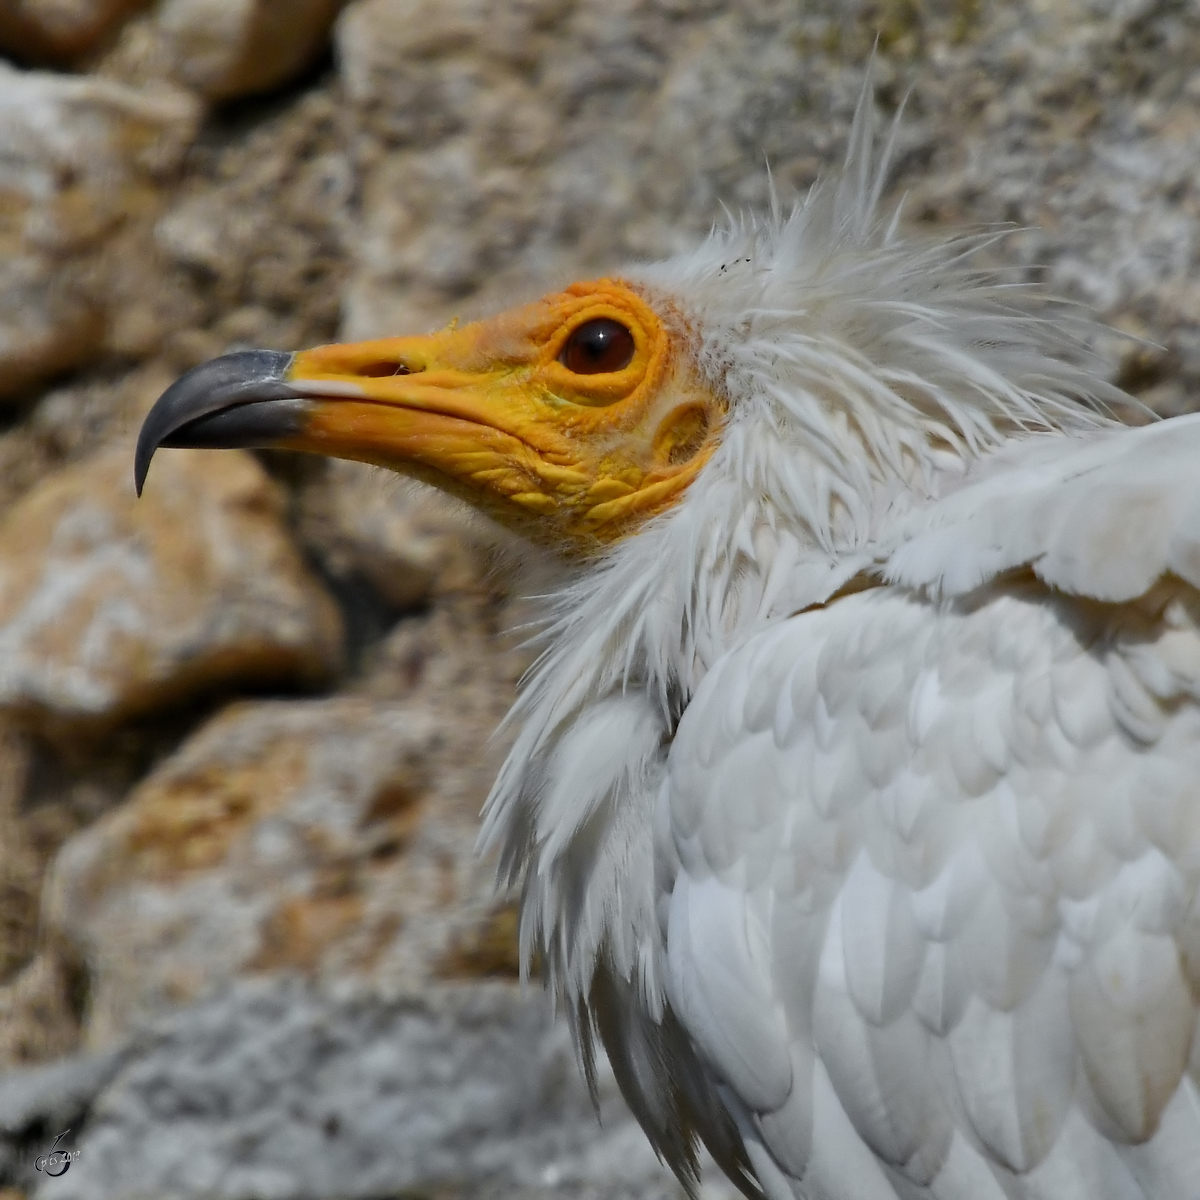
[559,319,635,375]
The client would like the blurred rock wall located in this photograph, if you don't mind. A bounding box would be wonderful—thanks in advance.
[0,1,1198,1198]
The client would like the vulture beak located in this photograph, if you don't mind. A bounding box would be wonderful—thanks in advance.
[135,280,722,546]
[134,349,305,493]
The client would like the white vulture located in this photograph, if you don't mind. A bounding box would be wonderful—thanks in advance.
[135,93,1200,1200]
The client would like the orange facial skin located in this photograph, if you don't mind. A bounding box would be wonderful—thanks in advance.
[280,279,723,550]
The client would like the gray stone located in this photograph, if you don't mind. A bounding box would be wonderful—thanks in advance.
[0,1046,128,1194]
[29,979,740,1200]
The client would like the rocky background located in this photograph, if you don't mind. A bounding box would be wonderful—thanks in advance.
[0,0,1197,1197]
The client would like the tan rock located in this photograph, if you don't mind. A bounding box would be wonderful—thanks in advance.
[0,0,148,63]
[0,63,198,250]
[0,361,180,514]
[0,725,39,986]
[0,443,343,736]
[43,680,511,1046]
[0,64,200,400]
[152,0,344,101]
[97,83,352,366]
[0,950,85,1067]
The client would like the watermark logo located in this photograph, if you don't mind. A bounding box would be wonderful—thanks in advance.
[34,1129,80,1178]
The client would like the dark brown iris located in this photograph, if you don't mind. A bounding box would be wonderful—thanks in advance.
[559,318,635,375]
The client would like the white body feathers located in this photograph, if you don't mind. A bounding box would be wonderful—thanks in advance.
[480,96,1200,1200]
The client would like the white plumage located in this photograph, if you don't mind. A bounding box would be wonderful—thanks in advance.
[479,95,1200,1199]
[135,78,1200,1200]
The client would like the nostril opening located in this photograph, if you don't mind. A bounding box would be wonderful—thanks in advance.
[358,362,415,377]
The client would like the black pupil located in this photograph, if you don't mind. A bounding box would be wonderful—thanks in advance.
[559,318,635,375]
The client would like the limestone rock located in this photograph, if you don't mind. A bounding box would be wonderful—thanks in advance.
[105,85,351,366]
[43,681,512,1047]
[891,3,1200,416]
[0,444,342,736]
[0,0,148,64]
[0,64,199,400]
[0,255,102,406]
[12,979,740,1200]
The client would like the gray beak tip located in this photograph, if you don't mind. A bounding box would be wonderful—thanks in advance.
[134,349,299,496]
[133,431,156,497]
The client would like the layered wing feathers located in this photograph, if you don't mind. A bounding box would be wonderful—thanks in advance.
[885,412,1200,603]
[662,427,1200,1200]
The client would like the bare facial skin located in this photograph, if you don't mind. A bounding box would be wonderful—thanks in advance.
[136,279,724,551]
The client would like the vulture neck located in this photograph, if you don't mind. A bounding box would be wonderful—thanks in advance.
[479,439,917,1006]
[535,461,901,725]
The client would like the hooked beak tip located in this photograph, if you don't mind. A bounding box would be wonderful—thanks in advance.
[134,349,299,496]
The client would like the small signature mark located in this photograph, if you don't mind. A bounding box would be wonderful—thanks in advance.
[34,1129,81,1177]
